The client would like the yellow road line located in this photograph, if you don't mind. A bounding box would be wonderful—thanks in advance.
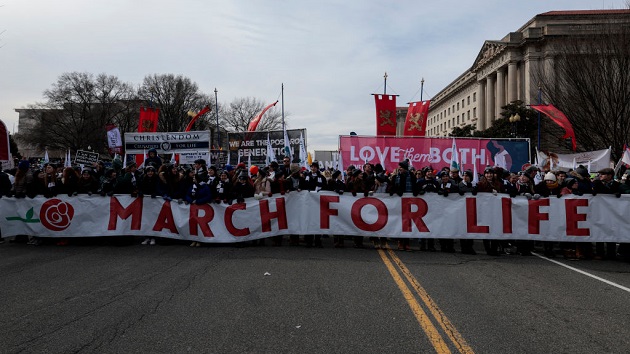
[385,246,475,354]
[377,248,452,354]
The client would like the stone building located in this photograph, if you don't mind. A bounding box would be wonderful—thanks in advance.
[424,9,630,146]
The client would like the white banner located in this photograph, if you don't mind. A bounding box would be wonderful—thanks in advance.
[179,152,210,165]
[537,148,611,172]
[1,193,628,243]
[124,131,210,154]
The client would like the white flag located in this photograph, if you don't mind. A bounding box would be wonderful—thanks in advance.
[450,138,460,171]
[283,127,292,161]
[64,149,72,168]
[43,149,49,164]
[472,159,479,186]
[266,133,276,166]
[299,132,308,170]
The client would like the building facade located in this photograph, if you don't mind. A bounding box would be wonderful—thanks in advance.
[426,10,630,140]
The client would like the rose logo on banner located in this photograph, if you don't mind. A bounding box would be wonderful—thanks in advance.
[39,199,75,231]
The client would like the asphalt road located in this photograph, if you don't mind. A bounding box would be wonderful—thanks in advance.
[1,237,629,354]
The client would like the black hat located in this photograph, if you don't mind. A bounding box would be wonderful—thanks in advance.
[575,165,589,178]
[376,172,388,183]
[332,170,341,179]
[398,161,409,170]
[145,165,156,172]
[463,170,473,179]
[311,161,320,168]
[564,177,577,187]
[374,163,384,174]
[194,159,206,165]
[598,167,614,175]
[238,171,248,179]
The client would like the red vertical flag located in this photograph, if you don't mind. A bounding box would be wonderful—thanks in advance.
[374,94,397,136]
[403,100,431,136]
[138,107,159,132]
[530,104,577,151]
[248,101,278,132]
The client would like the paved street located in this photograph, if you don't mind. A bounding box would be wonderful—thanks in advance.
[1,237,629,354]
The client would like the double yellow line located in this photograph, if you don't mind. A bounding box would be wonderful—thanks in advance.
[377,245,474,354]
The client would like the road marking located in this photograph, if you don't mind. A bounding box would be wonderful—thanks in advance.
[377,248,452,354]
[386,246,475,354]
[533,253,630,294]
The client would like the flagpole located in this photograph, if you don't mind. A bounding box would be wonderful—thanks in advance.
[537,84,542,151]
[420,78,424,101]
[281,83,285,134]
[214,88,220,149]
[383,72,387,95]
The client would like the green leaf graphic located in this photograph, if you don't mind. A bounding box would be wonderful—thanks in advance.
[26,208,34,220]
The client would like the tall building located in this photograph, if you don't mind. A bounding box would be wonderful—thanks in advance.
[426,10,630,143]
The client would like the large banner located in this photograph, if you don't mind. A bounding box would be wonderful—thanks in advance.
[227,129,306,166]
[339,136,530,173]
[537,148,611,172]
[124,131,210,154]
[1,192,627,243]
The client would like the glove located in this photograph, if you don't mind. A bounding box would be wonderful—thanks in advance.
[87,192,92,196]
[363,191,369,197]
[575,191,583,196]
[412,191,418,197]
[177,199,183,204]
[524,193,532,200]
[107,191,114,197]
[557,194,562,198]
[214,199,221,204]
[268,192,273,198]
[237,198,245,204]
[419,190,426,195]
[509,192,517,198]
[592,192,597,196]
[337,190,344,195]
[533,194,541,200]
[100,191,106,197]
[458,191,465,196]
[389,191,394,196]
[352,191,357,197]
[442,191,449,198]
[437,190,444,195]
[151,194,156,199]
[616,192,622,198]
[492,189,498,196]
[163,196,172,201]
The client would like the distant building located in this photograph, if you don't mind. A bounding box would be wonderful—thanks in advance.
[424,9,630,146]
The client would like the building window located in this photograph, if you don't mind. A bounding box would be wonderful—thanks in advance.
[467,110,470,120]
[467,96,470,105]
[457,102,460,110]
[462,99,464,107]
[473,93,477,102]
[473,108,477,117]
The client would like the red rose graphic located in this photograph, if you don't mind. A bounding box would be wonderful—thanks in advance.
[40,199,75,231]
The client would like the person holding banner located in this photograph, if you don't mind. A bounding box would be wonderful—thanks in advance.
[61,167,80,197]
[158,164,182,201]
[11,160,33,198]
[303,161,327,248]
[593,167,621,260]
[477,167,504,256]
[389,160,415,251]
[139,166,159,198]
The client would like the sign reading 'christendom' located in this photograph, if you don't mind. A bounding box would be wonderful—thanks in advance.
[124,131,210,154]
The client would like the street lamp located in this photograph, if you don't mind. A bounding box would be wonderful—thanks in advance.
[509,113,521,137]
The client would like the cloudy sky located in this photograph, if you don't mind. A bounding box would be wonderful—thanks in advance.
[0,0,626,153]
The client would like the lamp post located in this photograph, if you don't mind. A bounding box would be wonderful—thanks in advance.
[509,113,521,138]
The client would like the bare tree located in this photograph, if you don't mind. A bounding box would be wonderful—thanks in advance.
[138,74,213,132]
[221,97,284,133]
[535,18,630,160]
[20,72,136,154]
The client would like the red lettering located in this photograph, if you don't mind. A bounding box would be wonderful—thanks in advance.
[528,199,550,234]
[401,197,429,232]
[351,198,388,232]
[260,198,288,232]
[225,203,250,237]
[502,198,512,234]
[565,199,590,236]
[189,204,215,237]
[152,201,179,234]
[466,198,489,233]
[320,195,340,229]
[108,197,143,230]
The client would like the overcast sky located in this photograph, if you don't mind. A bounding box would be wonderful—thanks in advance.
[0,0,626,153]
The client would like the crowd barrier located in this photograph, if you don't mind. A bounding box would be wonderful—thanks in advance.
[0,192,628,243]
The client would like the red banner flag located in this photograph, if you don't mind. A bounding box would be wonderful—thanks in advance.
[530,104,577,151]
[374,94,397,136]
[0,119,10,164]
[138,107,159,133]
[185,106,210,132]
[403,100,431,136]
[248,101,279,132]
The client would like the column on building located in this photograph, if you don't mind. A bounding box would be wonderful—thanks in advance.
[507,62,518,103]
[496,68,505,117]
[477,80,486,131]
[485,74,495,129]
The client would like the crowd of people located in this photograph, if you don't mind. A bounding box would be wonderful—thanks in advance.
[1,149,629,261]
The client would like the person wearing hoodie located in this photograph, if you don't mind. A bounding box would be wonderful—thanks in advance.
[144,148,163,170]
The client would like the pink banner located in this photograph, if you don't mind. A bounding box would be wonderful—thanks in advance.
[339,136,531,173]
